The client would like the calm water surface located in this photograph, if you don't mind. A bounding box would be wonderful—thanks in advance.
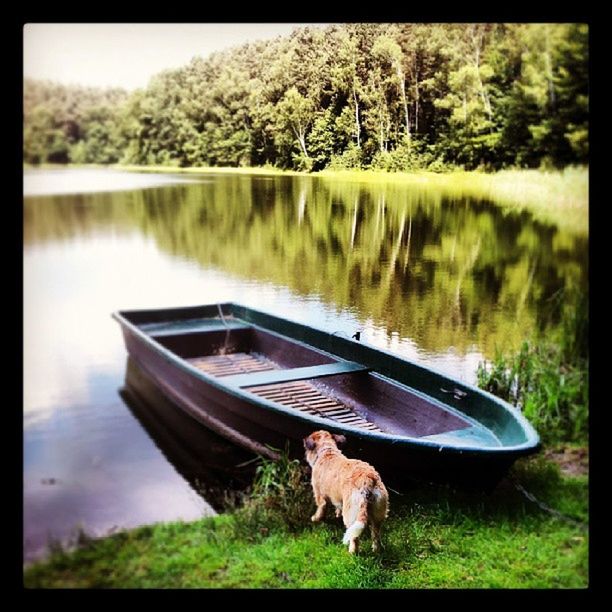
[23,168,587,562]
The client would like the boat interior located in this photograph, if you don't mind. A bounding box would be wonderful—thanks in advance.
[133,314,501,447]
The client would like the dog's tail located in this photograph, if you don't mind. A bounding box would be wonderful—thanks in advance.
[342,488,371,545]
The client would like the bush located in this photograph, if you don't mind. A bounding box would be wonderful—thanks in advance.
[370,143,416,172]
[327,143,364,170]
[368,139,447,173]
[426,155,455,173]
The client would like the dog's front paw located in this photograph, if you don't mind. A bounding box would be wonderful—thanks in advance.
[335,508,342,518]
[311,514,321,522]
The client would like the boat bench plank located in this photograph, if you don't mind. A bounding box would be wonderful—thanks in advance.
[142,317,249,337]
[224,361,370,388]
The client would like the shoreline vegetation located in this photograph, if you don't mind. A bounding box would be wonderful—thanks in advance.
[25,163,589,234]
[122,163,589,232]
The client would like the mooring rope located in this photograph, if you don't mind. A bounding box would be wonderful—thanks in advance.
[217,303,229,328]
[217,303,231,355]
[508,475,588,531]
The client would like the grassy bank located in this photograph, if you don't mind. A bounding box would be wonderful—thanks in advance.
[114,163,303,177]
[319,166,588,232]
[23,452,588,589]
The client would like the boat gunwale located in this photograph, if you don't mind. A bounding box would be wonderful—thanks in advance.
[112,303,540,455]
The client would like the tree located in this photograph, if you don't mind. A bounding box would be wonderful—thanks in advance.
[275,87,315,169]
[330,28,365,149]
[372,31,411,142]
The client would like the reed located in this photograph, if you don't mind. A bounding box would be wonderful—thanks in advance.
[477,289,588,444]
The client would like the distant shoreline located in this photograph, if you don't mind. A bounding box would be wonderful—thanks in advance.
[24,163,588,234]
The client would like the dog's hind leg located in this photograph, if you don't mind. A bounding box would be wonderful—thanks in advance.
[342,493,368,554]
[369,522,382,552]
[369,492,388,552]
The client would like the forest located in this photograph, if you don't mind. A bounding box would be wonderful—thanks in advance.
[23,23,588,172]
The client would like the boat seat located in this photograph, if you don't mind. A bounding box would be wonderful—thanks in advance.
[142,317,249,337]
[223,360,370,388]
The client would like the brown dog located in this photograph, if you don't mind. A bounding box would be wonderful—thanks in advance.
[303,430,389,554]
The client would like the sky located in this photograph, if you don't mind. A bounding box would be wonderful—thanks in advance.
[23,23,327,91]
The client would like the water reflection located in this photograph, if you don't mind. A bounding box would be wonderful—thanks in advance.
[24,172,588,358]
[121,357,257,512]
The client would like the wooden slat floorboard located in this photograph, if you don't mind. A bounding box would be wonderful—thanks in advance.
[186,353,382,433]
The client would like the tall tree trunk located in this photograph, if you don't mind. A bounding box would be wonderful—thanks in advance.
[543,25,556,112]
[414,100,418,135]
[299,135,309,158]
[292,125,309,158]
[397,65,410,140]
[413,57,420,134]
[353,86,361,148]
[378,108,386,153]
[471,26,493,128]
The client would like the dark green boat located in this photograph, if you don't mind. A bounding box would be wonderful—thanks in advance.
[113,302,540,488]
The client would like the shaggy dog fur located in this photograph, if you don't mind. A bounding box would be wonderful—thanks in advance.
[303,430,389,554]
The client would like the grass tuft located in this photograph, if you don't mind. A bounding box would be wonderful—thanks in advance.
[227,446,314,540]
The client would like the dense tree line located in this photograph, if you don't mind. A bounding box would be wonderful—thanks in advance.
[23,80,129,164]
[23,23,588,171]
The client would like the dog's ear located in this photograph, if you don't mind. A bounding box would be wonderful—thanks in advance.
[304,436,316,451]
[332,434,346,446]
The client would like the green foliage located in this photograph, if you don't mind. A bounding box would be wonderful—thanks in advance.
[328,143,364,170]
[477,290,588,444]
[24,24,588,171]
[23,80,128,165]
[369,138,440,172]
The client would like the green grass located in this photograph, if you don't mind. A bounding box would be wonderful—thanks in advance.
[23,453,588,589]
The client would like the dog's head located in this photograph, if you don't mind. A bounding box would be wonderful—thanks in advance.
[303,430,346,466]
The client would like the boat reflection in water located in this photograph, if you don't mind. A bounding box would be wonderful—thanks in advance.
[120,357,258,512]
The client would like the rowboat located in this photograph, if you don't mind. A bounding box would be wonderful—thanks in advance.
[112,303,540,489]
[120,356,257,510]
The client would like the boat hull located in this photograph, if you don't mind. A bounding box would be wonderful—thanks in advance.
[119,321,529,490]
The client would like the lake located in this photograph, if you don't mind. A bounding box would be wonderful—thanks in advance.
[23,167,587,563]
